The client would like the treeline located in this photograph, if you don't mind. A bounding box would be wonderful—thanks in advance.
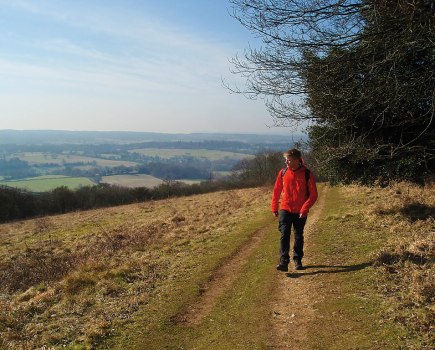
[0,158,37,178]
[232,151,284,186]
[0,140,287,156]
[62,162,212,182]
[0,151,285,223]
[0,180,244,223]
[136,162,211,180]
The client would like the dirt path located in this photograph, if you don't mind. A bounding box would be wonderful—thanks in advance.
[269,186,327,349]
[173,186,327,339]
[175,224,273,326]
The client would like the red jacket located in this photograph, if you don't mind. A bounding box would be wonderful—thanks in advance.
[271,166,318,216]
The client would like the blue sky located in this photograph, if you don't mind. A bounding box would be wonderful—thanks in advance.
[0,0,294,135]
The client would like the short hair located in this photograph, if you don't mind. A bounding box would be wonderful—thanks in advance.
[283,148,302,159]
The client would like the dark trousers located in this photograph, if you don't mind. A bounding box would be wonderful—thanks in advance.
[278,210,307,264]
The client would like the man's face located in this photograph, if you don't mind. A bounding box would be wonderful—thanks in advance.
[285,156,299,169]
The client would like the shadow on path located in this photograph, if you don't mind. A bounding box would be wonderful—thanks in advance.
[286,262,371,278]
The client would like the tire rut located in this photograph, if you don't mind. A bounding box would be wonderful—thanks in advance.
[174,224,272,326]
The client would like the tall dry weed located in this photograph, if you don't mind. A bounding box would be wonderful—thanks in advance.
[368,182,434,347]
[0,187,271,348]
[0,215,176,294]
[0,248,77,293]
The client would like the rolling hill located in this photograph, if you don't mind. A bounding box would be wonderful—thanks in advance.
[0,183,432,349]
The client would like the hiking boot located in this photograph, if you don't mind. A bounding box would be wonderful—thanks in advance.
[294,260,303,270]
[276,263,289,272]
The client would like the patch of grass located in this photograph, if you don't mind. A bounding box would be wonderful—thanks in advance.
[304,185,430,349]
[188,224,277,349]
[62,271,98,295]
[367,182,434,348]
[0,247,76,293]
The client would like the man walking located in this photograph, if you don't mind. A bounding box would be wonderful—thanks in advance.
[271,149,318,271]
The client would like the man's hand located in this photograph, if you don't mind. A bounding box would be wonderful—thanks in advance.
[273,211,279,218]
[299,213,307,218]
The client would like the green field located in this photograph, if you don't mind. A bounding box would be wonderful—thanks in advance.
[212,171,232,178]
[178,179,203,185]
[0,175,95,192]
[10,152,137,167]
[129,148,253,161]
[100,174,164,188]
[100,175,204,188]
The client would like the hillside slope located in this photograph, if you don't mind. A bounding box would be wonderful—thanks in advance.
[0,187,273,348]
[1,184,432,349]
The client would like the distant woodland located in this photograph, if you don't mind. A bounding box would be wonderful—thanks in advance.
[0,135,292,182]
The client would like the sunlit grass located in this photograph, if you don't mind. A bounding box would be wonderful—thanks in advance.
[0,187,272,349]
[1,182,432,349]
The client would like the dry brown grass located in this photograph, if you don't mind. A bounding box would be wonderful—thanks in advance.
[354,182,434,347]
[2,183,432,348]
[0,187,271,349]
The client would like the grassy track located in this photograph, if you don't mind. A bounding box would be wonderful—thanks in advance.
[108,184,411,349]
[104,211,277,349]
[298,186,408,349]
